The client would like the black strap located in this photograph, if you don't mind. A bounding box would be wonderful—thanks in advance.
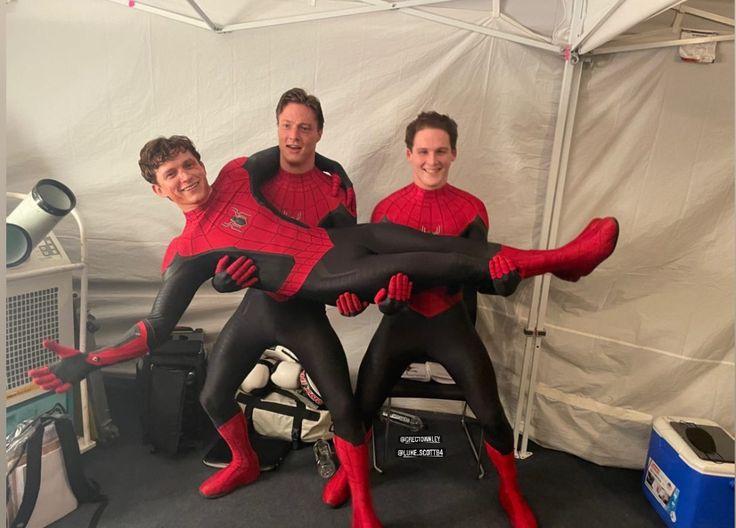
[87,498,109,528]
[53,417,108,527]
[278,388,305,445]
[8,413,108,528]
[54,418,101,501]
[237,388,321,445]
[10,421,45,528]
[237,389,320,422]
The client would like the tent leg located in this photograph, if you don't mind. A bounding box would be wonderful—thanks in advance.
[514,54,584,461]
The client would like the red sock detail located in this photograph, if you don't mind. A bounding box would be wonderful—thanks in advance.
[199,413,260,498]
[485,443,538,528]
[498,217,619,281]
[333,435,382,528]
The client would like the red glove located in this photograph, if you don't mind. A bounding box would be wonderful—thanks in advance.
[212,255,258,293]
[336,292,369,317]
[374,273,413,315]
[488,254,520,296]
[330,174,341,197]
[29,321,149,393]
[330,174,357,216]
[28,340,94,393]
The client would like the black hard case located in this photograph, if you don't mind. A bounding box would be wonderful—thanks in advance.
[136,327,210,455]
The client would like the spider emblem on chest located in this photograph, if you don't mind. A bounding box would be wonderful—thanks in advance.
[222,207,249,231]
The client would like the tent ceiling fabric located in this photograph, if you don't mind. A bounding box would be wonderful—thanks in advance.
[574,0,687,51]
[115,0,731,52]
[7,0,734,469]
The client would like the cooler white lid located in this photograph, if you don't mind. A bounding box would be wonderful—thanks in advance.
[653,416,735,478]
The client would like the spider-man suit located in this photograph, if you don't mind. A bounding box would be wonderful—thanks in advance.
[31,139,617,527]
[323,182,538,527]
[199,147,368,501]
[30,147,620,388]
[30,151,619,408]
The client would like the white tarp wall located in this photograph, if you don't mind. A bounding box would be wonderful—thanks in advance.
[7,0,734,468]
[487,43,735,467]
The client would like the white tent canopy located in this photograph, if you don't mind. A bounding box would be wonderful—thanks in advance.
[105,0,734,52]
[7,0,734,468]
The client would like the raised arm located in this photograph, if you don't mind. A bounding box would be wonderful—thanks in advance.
[29,254,215,392]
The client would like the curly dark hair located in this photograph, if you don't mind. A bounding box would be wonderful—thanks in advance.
[138,135,202,184]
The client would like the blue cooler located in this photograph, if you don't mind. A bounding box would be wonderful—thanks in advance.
[642,416,734,528]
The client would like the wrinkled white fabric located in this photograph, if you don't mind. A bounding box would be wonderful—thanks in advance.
[7,0,733,468]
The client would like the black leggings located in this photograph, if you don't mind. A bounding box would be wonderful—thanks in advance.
[355,303,514,454]
[199,289,364,445]
[299,223,504,302]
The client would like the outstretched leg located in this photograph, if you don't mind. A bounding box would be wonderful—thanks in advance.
[308,218,619,303]
[494,217,618,281]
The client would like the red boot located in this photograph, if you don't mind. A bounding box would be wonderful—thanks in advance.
[323,430,373,508]
[333,436,382,528]
[493,217,619,282]
[323,465,349,508]
[485,443,537,528]
[199,413,260,499]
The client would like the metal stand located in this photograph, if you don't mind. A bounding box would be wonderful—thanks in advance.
[511,22,585,460]
[6,191,95,453]
[371,396,485,479]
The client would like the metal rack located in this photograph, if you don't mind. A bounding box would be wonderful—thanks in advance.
[6,191,95,452]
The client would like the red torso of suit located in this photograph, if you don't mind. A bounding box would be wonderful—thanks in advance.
[161,158,336,297]
[371,182,489,317]
[261,167,350,227]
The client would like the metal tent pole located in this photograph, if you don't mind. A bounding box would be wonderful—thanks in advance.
[515,58,584,458]
[184,0,221,32]
[70,207,96,453]
[591,33,734,55]
[513,0,586,458]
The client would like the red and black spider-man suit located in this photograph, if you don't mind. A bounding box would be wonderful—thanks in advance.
[323,182,539,527]
[220,149,394,525]
[203,149,360,435]
[30,151,619,407]
[199,147,378,508]
[31,145,617,525]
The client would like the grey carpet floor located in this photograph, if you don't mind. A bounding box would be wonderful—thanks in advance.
[50,377,663,528]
